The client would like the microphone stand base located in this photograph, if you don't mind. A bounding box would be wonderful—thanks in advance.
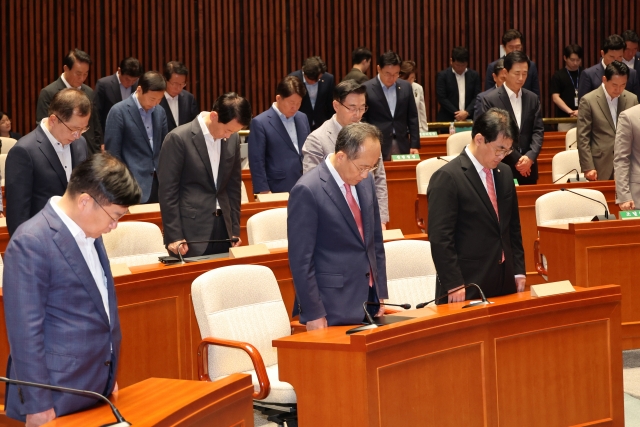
[346,324,379,335]
[101,422,132,427]
[462,300,490,309]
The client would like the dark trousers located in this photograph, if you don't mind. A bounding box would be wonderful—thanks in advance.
[203,213,232,256]
[145,172,160,204]
[503,152,539,185]
[365,284,380,320]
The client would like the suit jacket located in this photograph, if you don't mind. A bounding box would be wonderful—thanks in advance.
[158,118,242,257]
[289,70,335,131]
[635,52,640,72]
[435,67,482,122]
[94,73,139,135]
[5,125,88,236]
[159,90,199,132]
[485,58,540,97]
[342,68,369,84]
[412,82,429,133]
[288,160,388,325]
[473,87,497,120]
[479,85,544,184]
[302,115,390,223]
[427,149,525,302]
[577,86,638,180]
[36,77,102,154]
[362,77,420,159]
[614,104,640,204]
[248,106,310,193]
[578,62,640,100]
[3,202,121,421]
[104,95,168,202]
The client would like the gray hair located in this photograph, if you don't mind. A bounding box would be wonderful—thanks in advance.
[334,122,382,159]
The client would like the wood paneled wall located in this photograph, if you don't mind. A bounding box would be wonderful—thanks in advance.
[1,0,639,135]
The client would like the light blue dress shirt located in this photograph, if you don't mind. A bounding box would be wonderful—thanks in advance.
[377,74,397,117]
[133,93,155,151]
[116,72,133,103]
[303,73,320,109]
[272,103,299,153]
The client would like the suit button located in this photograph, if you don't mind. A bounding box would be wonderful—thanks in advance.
[104,361,111,366]
[365,272,370,278]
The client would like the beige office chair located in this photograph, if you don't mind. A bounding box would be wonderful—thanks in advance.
[565,128,577,150]
[551,150,583,183]
[0,154,6,186]
[0,253,4,288]
[446,131,472,156]
[0,137,17,154]
[384,240,437,309]
[534,189,608,279]
[191,264,296,426]
[416,155,457,194]
[103,221,167,267]
[127,203,160,214]
[246,208,288,249]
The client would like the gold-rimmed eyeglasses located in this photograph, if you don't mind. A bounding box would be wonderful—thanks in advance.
[54,114,90,138]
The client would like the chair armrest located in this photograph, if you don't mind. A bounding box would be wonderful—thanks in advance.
[197,337,271,400]
[415,197,426,232]
[534,238,548,276]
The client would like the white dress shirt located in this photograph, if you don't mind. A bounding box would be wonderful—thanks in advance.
[41,118,72,181]
[325,155,360,208]
[622,58,636,69]
[453,68,468,112]
[504,84,523,128]
[602,83,619,128]
[49,196,110,322]
[60,73,81,89]
[164,92,180,125]
[198,112,221,209]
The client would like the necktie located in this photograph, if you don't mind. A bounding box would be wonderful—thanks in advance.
[344,184,372,287]
[483,168,505,263]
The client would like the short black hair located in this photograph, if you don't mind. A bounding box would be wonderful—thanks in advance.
[604,60,630,80]
[335,122,383,160]
[333,80,367,103]
[164,61,189,81]
[48,88,92,121]
[119,57,143,77]
[276,76,307,98]
[138,71,167,93]
[378,51,402,68]
[352,47,372,65]
[602,34,625,53]
[502,29,523,46]
[493,59,505,74]
[504,51,530,71]
[212,92,252,127]
[67,152,142,207]
[622,30,640,44]
[399,60,416,80]
[0,111,7,121]
[63,49,92,69]
[472,108,519,145]
[563,44,583,59]
[301,56,327,81]
[451,46,469,63]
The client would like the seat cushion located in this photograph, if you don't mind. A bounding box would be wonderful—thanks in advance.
[246,364,297,404]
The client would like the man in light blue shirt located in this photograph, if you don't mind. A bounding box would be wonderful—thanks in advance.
[290,56,335,131]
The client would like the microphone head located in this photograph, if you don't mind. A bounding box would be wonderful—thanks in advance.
[230,237,240,242]
[415,302,426,309]
[560,188,566,191]
[400,303,411,310]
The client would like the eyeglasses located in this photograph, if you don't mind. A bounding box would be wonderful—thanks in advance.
[89,194,129,224]
[54,115,90,138]
[349,158,379,175]
[339,102,368,114]
[485,138,513,157]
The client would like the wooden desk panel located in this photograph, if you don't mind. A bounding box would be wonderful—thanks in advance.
[384,161,421,233]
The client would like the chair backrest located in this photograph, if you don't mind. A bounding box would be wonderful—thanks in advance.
[0,153,6,186]
[384,240,437,309]
[565,128,577,150]
[127,203,160,214]
[416,155,456,194]
[191,265,291,379]
[241,181,250,204]
[551,150,582,182]
[246,208,288,249]
[535,189,608,226]
[446,131,472,156]
[102,221,166,258]
[0,137,17,154]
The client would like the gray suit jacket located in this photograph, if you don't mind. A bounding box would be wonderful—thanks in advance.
[577,86,638,180]
[614,104,640,204]
[302,115,390,223]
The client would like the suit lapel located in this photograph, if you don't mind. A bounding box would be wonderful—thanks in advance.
[449,69,460,106]
[294,114,307,151]
[217,135,236,186]
[95,237,118,329]
[190,120,216,189]
[460,151,500,225]
[371,78,393,118]
[594,87,617,131]
[267,109,299,154]
[355,178,373,244]
[126,97,153,153]
[319,162,364,245]
[151,109,164,154]
[496,86,518,127]
[160,97,178,129]
[110,74,123,103]
[36,126,68,187]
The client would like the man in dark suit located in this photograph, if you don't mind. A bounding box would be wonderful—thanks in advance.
[362,51,419,160]
[289,56,335,131]
[622,30,640,72]
[485,29,540,97]
[342,47,372,84]
[578,34,640,100]
[94,57,143,141]
[158,93,251,258]
[248,76,310,194]
[288,122,387,329]
[6,89,90,236]
[159,61,199,132]
[36,49,102,154]
[104,71,168,204]
[474,59,507,120]
[480,51,544,185]
[436,46,482,124]
[3,153,141,425]
[428,108,525,304]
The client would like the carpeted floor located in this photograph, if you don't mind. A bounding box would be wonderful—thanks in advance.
[623,350,640,425]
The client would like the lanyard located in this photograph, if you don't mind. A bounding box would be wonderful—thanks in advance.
[566,68,580,90]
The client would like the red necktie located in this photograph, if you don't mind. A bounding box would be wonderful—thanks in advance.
[483,168,505,263]
[344,184,373,287]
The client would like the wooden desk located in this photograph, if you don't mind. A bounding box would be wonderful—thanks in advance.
[415,180,619,275]
[274,285,623,426]
[43,375,254,427]
[538,221,640,349]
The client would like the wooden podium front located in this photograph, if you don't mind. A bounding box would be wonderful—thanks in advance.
[538,220,640,349]
[273,286,623,427]
[43,375,254,427]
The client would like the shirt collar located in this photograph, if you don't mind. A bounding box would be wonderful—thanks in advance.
[198,112,215,141]
[330,114,343,131]
[601,59,607,70]
[116,71,122,85]
[164,91,179,101]
[325,154,347,189]
[602,83,619,102]
[60,73,81,89]
[464,145,485,175]
[452,68,468,77]
[302,72,319,87]
[504,83,522,99]
[271,102,294,121]
[134,93,155,113]
[40,118,67,149]
[377,74,395,89]
[49,196,93,242]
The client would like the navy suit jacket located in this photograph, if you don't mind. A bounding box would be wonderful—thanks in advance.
[248,106,310,193]
[289,70,335,131]
[485,58,540,97]
[5,126,88,236]
[159,90,199,132]
[435,67,482,122]
[578,62,640,100]
[287,161,388,326]
[94,73,139,135]
[3,202,121,421]
[104,95,168,202]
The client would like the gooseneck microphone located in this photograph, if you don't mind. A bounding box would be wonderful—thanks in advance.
[0,376,130,426]
[568,140,577,148]
[362,301,411,325]
[176,238,240,263]
[436,156,450,163]
[560,188,614,220]
[552,169,580,184]
[415,283,489,309]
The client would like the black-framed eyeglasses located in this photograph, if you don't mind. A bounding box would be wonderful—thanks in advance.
[338,101,368,114]
[54,114,90,138]
[349,158,379,175]
[89,194,129,224]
